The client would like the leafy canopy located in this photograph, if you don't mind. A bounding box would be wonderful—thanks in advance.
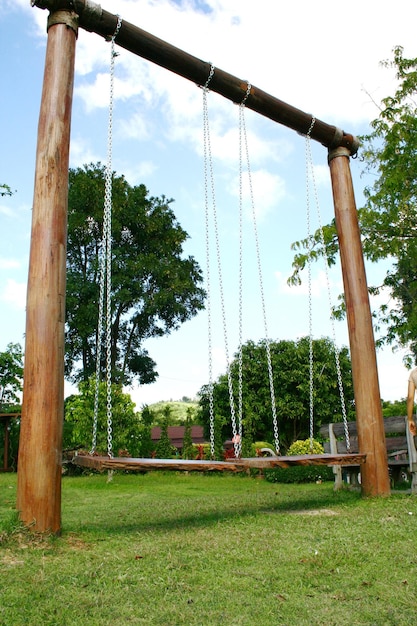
[66,163,205,385]
[64,378,141,455]
[290,47,417,365]
[0,343,23,411]
[198,337,354,453]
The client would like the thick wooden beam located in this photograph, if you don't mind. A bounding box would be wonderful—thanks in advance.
[73,453,366,472]
[2,417,10,471]
[17,19,77,533]
[31,1,358,154]
[328,148,390,496]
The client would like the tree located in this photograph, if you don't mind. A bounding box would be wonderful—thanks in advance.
[290,47,417,364]
[155,405,175,458]
[0,184,13,197]
[65,163,205,385]
[182,406,195,459]
[64,377,141,455]
[0,343,23,411]
[138,405,155,458]
[198,337,355,452]
[382,398,407,417]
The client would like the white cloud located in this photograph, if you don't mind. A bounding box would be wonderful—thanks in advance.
[0,258,20,270]
[69,137,101,168]
[119,161,159,186]
[118,111,152,142]
[228,169,287,222]
[0,204,14,217]
[275,269,342,299]
[2,279,26,309]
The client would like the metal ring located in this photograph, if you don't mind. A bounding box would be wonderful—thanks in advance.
[202,63,215,90]
[306,116,316,137]
[240,82,251,106]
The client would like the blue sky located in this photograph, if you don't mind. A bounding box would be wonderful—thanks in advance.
[1,0,416,408]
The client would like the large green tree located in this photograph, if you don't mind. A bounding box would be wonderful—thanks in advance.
[66,163,205,385]
[290,47,417,364]
[198,337,355,453]
[64,378,141,455]
[0,343,23,411]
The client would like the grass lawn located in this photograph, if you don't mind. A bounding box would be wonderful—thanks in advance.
[1,471,417,625]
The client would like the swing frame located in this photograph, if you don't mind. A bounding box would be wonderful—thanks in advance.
[18,0,390,533]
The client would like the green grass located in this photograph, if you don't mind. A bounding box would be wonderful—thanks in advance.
[1,472,417,625]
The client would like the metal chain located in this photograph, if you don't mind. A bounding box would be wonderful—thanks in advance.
[91,16,122,457]
[236,88,251,452]
[305,118,315,452]
[305,119,351,451]
[202,65,216,458]
[240,90,280,454]
[90,234,106,454]
[202,65,240,458]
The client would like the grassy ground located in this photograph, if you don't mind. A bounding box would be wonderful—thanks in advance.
[1,472,416,625]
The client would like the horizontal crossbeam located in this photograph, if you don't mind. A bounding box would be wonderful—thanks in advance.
[32,0,359,154]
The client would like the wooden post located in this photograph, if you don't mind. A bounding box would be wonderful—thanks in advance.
[4,417,10,472]
[17,12,77,533]
[329,147,390,496]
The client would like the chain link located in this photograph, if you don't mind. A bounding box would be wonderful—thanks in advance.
[202,67,216,458]
[305,119,315,452]
[91,16,121,457]
[305,118,351,452]
[202,66,240,458]
[239,95,280,454]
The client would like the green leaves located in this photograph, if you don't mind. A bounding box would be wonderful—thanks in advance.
[0,184,13,197]
[291,46,417,363]
[66,163,205,385]
[198,337,354,452]
[0,343,23,410]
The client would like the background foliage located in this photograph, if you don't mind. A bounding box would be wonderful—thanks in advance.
[198,337,355,453]
[290,47,417,366]
[65,163,205,386]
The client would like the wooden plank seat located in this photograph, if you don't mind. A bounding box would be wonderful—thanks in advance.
[72,452,366,473]
[319,415,417,492]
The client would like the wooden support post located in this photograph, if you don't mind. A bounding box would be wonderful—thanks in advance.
[17,12,77,533]
[329,147,390,496]
[4,417,10,472]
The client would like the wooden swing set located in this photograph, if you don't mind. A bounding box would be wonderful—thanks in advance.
[18,1,390,533]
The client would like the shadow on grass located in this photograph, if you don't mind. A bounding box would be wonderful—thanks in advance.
[63,480,362,537]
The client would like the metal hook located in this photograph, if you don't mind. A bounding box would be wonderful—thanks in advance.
[202,63,215,91]
[306,116,316,137]
[240,82,251,106]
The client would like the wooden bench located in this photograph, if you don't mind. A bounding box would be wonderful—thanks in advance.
[319,416,417,493]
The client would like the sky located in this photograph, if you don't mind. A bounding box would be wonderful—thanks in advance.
[1,0,417,410]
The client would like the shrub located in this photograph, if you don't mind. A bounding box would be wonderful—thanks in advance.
[251,441,277,456]
[192,443,212,460]
[264,465,333,484]
[287,439,324,456]
[264,438,331,483]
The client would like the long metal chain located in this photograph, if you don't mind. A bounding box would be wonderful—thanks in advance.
[239,87,280,454]
[202,66,240,458]
[305,119,315,452]
[202,65,216,458]
[91,16,122,457]
[305,118,351,451]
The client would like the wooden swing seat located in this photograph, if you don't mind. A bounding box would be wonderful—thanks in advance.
[72,452,366,473]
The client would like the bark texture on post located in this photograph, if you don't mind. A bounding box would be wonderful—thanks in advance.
[17,21,76,533]
[329,148,390,496]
